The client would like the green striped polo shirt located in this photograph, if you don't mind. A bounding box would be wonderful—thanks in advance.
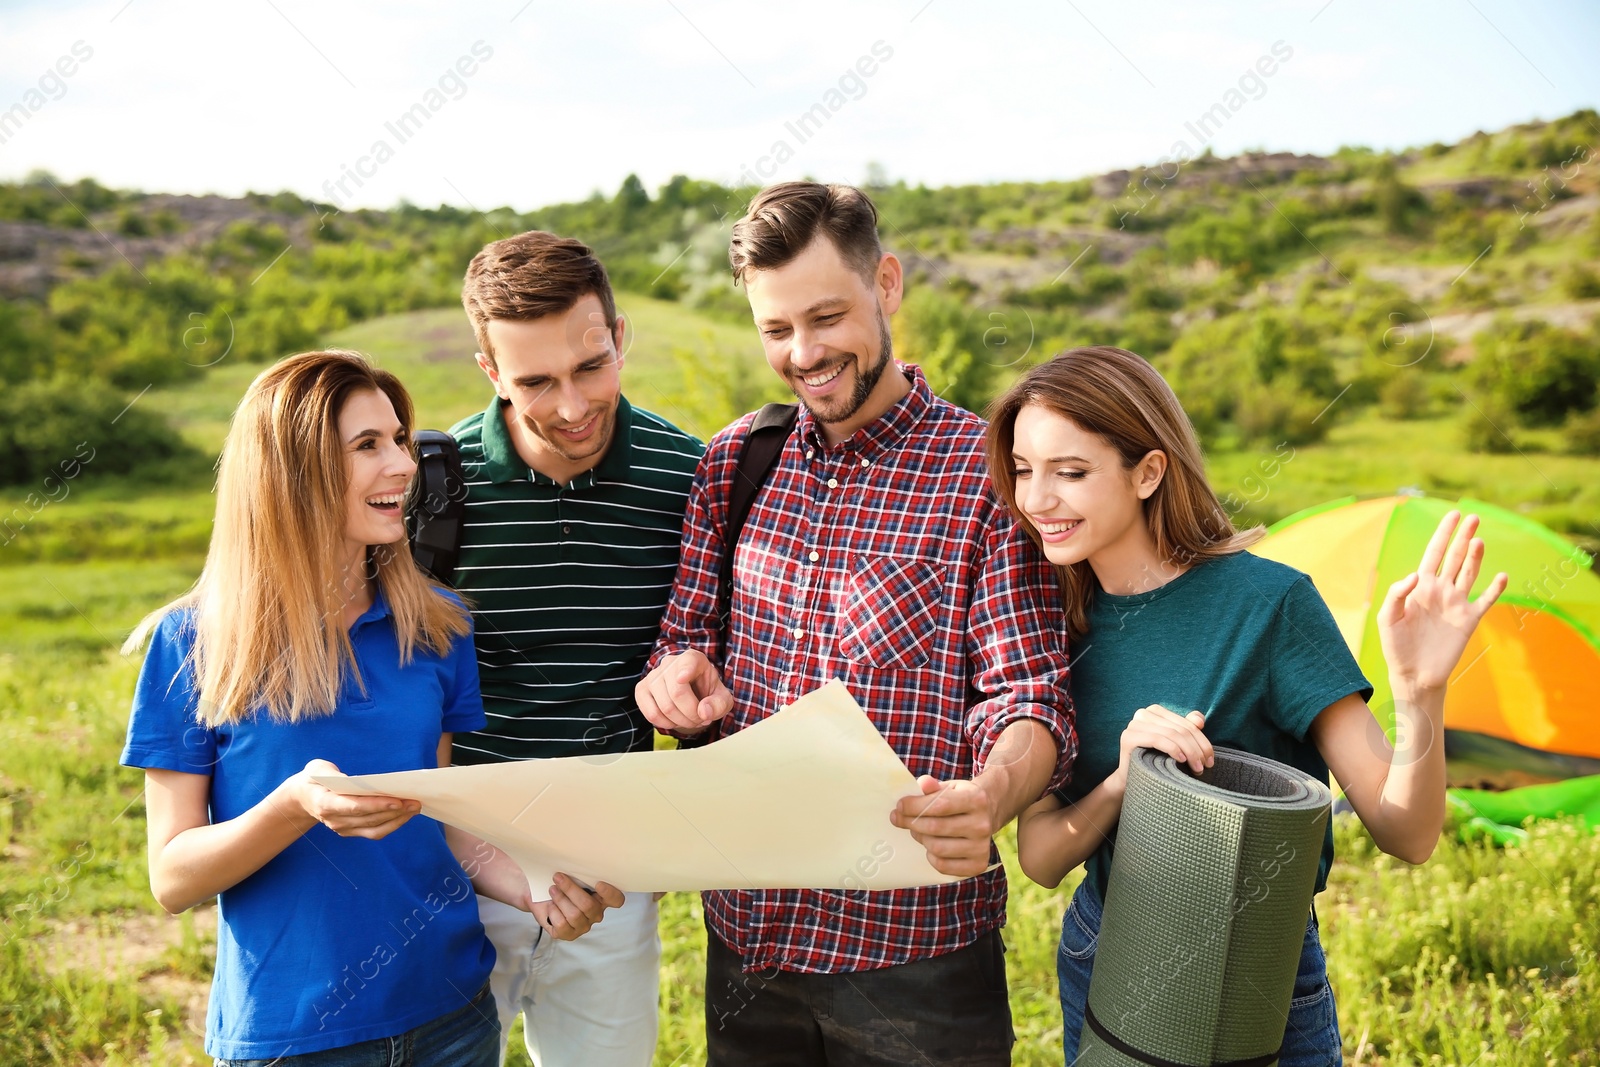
[447,393,703,764]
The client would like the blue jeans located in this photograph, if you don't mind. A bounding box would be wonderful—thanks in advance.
[1057,880,1340,1067]
[215,982,499,1067]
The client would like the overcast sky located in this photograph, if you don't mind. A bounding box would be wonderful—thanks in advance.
[2,0,1596,212]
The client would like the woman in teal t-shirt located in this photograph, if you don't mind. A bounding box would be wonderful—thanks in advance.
[984,346,1507,1066]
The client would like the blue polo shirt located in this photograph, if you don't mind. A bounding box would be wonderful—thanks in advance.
[121,588,496,1060]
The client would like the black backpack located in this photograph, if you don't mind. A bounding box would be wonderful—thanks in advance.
[405,429,469,584]
[405,404,798,592]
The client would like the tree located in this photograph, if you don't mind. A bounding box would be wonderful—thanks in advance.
[615,173,650,222]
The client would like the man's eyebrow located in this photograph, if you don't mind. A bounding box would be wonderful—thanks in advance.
[757,298,848,327]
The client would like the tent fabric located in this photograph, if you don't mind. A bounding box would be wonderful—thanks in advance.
[1255,495,1600,780]
[1448,774,1600,846]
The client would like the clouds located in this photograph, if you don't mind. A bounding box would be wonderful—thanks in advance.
[0,0,1595,211]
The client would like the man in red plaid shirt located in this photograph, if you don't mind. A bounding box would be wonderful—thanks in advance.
[637,181,1075,1065]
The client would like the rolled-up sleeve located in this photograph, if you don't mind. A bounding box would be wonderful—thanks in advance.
[963,510,1076,794]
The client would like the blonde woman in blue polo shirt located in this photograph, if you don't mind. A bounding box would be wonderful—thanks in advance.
[121,350,618,1065]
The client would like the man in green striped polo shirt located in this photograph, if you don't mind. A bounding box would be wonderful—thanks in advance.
[450,231,704,1066]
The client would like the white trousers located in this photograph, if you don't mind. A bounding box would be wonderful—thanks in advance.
[477,891,661,1067]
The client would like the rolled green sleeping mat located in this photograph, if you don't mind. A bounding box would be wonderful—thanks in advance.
[1079,746,1332,1067]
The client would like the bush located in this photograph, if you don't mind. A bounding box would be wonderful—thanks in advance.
[891,288,1027,414]
[1467,316,1600,426]
[661,338,790,440]
[1371,163,1426,235]
[1435,209,1499,257]
[0,378,196,488]
[114,209,149,237]
[1460,394,1519,454]
[1560,263,1600,300]
[0,300,52,384]
[1565,406,1600,455]
[1378,371,1431,420]
[1232,381,1331,446]
[1163,309,1342,443]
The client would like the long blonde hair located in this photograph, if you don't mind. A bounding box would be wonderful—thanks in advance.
[986,346,1263,641]
[126,350,470,726]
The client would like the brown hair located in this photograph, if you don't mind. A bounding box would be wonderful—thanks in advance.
[462,231,617,367]
[126,350,470,726]
[729,181,882,285]
[986,346,1263,641]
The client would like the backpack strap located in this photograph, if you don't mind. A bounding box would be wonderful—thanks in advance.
[406,429,468,585]
[717,402,798,627]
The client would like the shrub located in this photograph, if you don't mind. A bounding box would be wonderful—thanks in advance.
[1559,263,1600,300]
[0,300,52,384]
[892,288,1005,414]
[1467,316,1600,426]
[1163,308,1344,446]
[0,378,196,488]
[1565,406,1600,456]
[1371,163,1426,235]
[1232,381,1331,446]
[1460,394,1519,454]
[115,209,149,237]
[1378,371,1431,420]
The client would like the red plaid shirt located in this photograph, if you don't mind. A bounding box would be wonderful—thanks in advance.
[648,364,1076,974]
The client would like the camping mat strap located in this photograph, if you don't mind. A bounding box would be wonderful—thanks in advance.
[1084,1004,1281,1067]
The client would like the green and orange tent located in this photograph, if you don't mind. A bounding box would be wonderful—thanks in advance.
[1255,494,1600,838]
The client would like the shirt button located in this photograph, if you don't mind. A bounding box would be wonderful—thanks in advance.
[806,450,815,460]
[562,524,571,535]
[808,551,820,562]
[792,627,805,639]
[861,458,871,467]
[827,478,838,489]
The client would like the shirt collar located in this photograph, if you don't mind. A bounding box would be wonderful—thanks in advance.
[350,581,393,632]
[794,361,933,463]
[479,393,635,489]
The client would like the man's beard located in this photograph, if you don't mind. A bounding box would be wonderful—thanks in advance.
[793,310,894,427]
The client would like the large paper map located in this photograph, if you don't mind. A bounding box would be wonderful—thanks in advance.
[314,680,963,901]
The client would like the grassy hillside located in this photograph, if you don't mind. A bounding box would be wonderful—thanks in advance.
[5,111,1600,561]
[148,292,779,455]
[0,293,789,570]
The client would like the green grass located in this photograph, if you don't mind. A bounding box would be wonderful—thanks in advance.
[3,558,1599,1064]
[1208,406,1600,540]
[145,293,772,457]
[1325,816,1600,1063]
[0,557,204,649]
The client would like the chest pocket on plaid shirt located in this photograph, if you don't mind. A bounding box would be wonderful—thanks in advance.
[838,555,947,668]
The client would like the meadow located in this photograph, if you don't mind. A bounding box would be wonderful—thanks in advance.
[3,591,1598,1066]
[2,293,1599,1064]
[4,107,1600,1067]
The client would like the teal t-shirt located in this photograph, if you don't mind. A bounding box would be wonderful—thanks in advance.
[1063,549,1372,898]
